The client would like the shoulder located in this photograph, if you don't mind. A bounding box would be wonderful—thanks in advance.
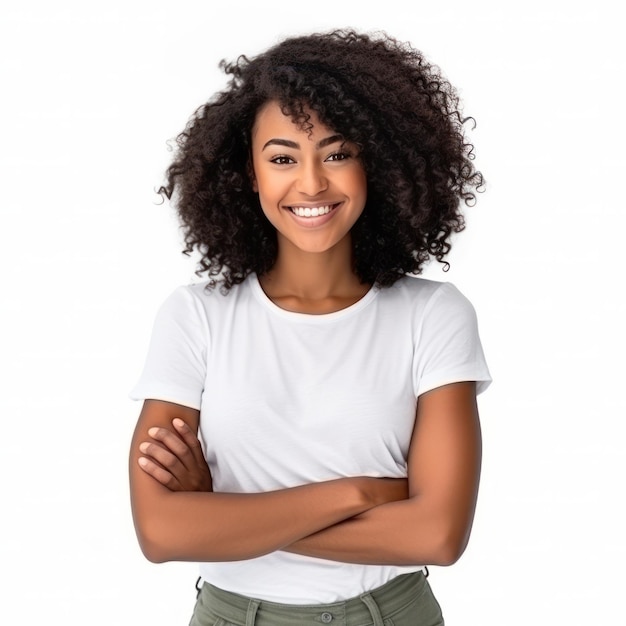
[379,276,471,313]
[376,277,481,347]
[155,282,210,322]
[396,278,491,396]
[162,276,254,316]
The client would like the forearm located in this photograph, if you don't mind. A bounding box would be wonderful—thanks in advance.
[132,477,389,563]
[130,400,407,564]
[284,495,473,567]
[286,382,482,568]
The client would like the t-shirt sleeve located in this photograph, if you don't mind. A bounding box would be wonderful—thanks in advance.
[413,282,492,397]
[128,286,209,410]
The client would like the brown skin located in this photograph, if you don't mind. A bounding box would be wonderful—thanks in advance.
[130,105,482,567]
[284,381,482,565]
[132,382,480,566]
[129,400,409,563]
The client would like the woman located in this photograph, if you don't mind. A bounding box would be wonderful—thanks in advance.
[129,29,491,625]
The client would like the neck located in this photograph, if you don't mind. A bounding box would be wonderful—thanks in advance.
[259,236,369,309]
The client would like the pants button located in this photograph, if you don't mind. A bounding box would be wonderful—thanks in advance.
[321,612,333,623]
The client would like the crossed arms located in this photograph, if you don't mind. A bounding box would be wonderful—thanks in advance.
[128,382,481,566]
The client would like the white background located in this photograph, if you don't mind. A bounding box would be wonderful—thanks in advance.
[1,1,624,624]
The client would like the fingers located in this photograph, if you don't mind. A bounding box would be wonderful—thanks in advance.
[146,424,197,471]
[148,425,188,457]
[137,419,212,493]
[137,454,181,490]
[172,418,206,466]
[138,439,185,480]
[137,428,189,490]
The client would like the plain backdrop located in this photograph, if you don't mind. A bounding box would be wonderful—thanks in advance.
[1,1,624,624]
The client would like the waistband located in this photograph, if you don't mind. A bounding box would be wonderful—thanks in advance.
[200,571,427,626]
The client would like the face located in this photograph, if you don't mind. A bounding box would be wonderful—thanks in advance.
[250,101,367,255]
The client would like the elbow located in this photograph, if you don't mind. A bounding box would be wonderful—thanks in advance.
[402,515,472,566]
[429,540,467,566]
[139,538,170,564]
[137,533,170,564]
[131,493,193,563]
[428,524,472,567]
[133,519,176,564]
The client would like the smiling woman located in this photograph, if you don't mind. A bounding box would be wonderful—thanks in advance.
[251,101,368,288]
[129,28,491,625]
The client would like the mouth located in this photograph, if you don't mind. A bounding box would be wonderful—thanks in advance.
[286,203,340,218]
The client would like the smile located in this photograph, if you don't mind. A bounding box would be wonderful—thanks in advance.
[288,204,338,218]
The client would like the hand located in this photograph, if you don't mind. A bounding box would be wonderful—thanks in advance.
[138,418,212,492]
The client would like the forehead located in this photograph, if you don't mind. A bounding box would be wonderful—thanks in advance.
[252,100,333,142]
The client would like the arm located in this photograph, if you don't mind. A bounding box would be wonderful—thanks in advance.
[129,399,407,564]
[284,381,482,566]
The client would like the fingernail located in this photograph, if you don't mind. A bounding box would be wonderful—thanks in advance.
[148,427,158,437]
[138,457,148,467]
[173,418,184,428]
[139,442,149,453]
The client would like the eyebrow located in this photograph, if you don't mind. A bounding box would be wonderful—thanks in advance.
[262,134,344,151]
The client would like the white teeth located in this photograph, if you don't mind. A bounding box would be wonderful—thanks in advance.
[290,205,333,217]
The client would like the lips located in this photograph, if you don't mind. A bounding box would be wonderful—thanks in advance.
[282,202,342,228]
[286,203,340,218]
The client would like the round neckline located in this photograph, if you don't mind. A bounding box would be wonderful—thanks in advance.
[250,273,380,322]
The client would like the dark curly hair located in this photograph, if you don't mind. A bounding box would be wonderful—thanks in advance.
[159,29,484,291]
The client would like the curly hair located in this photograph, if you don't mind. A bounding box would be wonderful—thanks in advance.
[159,29,484,291]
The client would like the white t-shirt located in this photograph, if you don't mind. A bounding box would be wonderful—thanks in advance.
[130,274,491,603]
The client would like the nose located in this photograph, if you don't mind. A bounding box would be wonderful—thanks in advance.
[295,161,328,196]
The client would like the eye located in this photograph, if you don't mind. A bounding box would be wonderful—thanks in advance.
[325,151,351,162]
[270,155,295,165]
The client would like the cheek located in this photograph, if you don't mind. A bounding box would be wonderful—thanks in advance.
[259,203,277,228]
[256,186,283,229]
[350,170,368,213]
[252,166,283,203]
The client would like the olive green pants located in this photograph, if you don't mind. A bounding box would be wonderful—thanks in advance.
[189,571,445,626]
